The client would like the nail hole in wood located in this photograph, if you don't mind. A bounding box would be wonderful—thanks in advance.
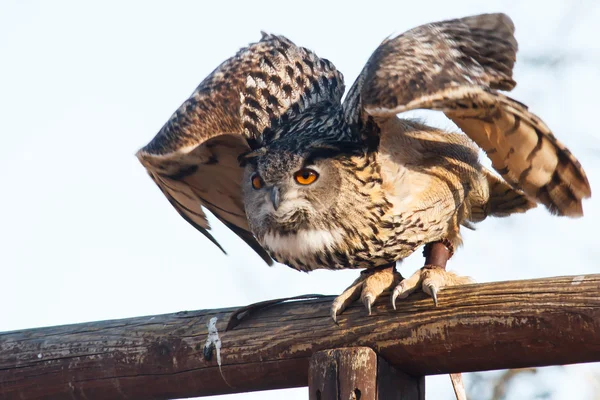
[316,389,321,400]
[353,388,361,400]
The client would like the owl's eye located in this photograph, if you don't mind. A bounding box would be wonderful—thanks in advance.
[251,173,264,190]
[294,169,319,185]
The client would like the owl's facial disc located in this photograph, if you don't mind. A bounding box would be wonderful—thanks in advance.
[243,151,342,236]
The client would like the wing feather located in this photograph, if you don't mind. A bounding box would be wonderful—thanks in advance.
[345,13,591,216]
[138,34,344,263]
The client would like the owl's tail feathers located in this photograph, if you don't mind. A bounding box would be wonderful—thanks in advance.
[449,92,591,217]
[471,171,537,223]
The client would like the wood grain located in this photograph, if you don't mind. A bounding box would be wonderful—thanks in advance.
[309,347,378,400]
[1,274,599,399]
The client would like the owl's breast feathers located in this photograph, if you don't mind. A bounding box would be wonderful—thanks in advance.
[255,141,439,272]
[257,115,541,272]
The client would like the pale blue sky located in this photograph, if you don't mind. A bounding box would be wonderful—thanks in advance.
[1,1,598,399]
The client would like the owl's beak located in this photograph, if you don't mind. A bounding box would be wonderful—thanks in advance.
[270,186,280,211]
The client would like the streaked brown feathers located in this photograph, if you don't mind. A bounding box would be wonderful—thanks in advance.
[469,169,537,223]
[350,13,590,217]
[138,13,591,270]
[138,34,344,262]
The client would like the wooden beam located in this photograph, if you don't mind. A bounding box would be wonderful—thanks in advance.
[1,274,599,400]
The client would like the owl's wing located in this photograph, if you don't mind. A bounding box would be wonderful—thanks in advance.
[138,34,344,263]
[344,13,591,216]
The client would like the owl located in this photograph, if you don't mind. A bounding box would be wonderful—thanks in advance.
[137,13,591,320]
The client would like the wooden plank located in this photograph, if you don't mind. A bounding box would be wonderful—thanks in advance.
[0,274,599,399]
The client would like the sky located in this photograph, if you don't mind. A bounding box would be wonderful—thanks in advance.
[1,1,599,399]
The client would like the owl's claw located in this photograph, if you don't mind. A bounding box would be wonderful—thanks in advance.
[330,278,364,322]
[391,266,473,307]
[424,283,439,306]
[363,294,374,316]
[391,268,421,309]
[430,286,438,306]
[331,265,400,321]
[391,288,402,310]
[391,288,400,310]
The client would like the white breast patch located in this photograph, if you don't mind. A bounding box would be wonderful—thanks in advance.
[262,228,344,258]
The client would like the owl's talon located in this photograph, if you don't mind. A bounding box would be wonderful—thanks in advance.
[330,277,364,322]
[422,281,439,306]
[391,284,410,310]
[332,265,400,320]
[391,266,473,307]
[430,285,438,306]
[331,294,354,322]
[363,294,374,316]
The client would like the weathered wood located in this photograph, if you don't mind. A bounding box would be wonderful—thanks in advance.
[377,356,424,400]
[449,373,466,400]
[309,348,377,400]
[1,274,599,400]
[308,347,423,400]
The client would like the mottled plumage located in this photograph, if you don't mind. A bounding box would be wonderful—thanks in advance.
[138,14,591,302]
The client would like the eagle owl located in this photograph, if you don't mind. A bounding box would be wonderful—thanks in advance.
[137,13,591,319]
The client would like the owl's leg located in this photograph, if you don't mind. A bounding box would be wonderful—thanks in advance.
[391,240,473,308]
[391,240,470,400]
[330,263,401,322]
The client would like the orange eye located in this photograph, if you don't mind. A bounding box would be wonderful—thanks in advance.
[251,174,264,190]
[294,169,319,185]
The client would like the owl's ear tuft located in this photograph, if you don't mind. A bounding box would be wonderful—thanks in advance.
[239,147,267,167]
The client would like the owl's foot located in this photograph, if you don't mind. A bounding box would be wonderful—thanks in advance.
[391,265,473,308]
[330,264,401,322]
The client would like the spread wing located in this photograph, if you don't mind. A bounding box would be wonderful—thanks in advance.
[137,33,344,264]
[344,13,591,216]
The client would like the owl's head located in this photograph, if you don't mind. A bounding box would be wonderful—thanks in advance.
[241,139,362,236]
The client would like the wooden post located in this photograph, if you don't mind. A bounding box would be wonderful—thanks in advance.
[377,356,425,400]
[308,347,424,400]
